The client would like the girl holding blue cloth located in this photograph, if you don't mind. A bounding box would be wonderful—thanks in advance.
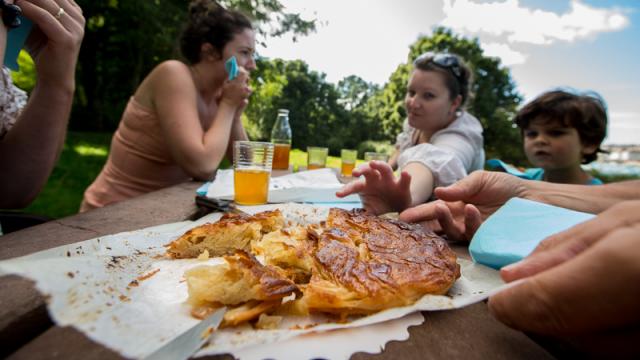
[488,89,607,185]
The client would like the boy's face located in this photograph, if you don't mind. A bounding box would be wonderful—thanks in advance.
[522,117,593,170]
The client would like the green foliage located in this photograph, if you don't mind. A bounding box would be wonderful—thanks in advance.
[356,140,394,159]
[245,58,351,155]
[70,0,316,132]
[23,132,112,218]
[10,51,36,92]
[368,27,526,165]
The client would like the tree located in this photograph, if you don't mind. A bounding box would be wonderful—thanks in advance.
[368,27,525,165]
[245,58,351,154]
[68,0,316,131]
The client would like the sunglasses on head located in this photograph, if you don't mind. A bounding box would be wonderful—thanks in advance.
[414,52,462,81]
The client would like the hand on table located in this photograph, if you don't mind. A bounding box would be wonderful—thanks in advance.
[336,160,412,215]
[488,200,640,353]
[399,171,531,241]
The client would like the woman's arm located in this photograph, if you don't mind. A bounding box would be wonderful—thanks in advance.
[0,0,85,208]
[224,104,249,162]
[152,61,250,180]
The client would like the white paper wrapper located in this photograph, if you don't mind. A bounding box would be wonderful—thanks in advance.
[0,203,505,359]
[207,168,361,203]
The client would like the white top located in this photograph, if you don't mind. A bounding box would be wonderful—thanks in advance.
[0,67,27,140]
[395,111,485,188]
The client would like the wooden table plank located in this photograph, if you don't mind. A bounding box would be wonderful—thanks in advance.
[0,182,203,356]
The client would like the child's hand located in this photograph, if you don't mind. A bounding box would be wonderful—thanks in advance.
[336,160,412,215]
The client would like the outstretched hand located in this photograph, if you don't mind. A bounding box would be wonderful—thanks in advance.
[336,160,412,215]
[399,171,531,241]
[488,201,640,353]
[20,0,85,88]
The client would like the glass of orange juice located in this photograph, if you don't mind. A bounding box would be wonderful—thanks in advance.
[307,147,328,170]
[340,149,358,177]
[233,141,274,205]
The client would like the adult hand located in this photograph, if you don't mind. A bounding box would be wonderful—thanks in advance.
[221,67,251,108]
[488,201,640,354]
[20,0,85,89]
[399,171,532,241]
[336,160,412,215]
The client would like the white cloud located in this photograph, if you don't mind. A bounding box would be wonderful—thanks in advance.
[441,0,630,45]
[480,42,527,65]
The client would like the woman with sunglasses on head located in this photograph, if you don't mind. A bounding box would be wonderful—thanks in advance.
[80,0,255,212]
[337,52,484,215]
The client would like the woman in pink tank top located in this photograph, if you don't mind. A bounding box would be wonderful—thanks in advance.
[81,0,255,212]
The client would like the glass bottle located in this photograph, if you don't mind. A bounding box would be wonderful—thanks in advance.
[270,109,292,170]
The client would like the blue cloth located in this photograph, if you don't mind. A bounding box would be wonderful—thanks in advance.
[3,18,33,71]
[469,198,595,269]
[486,159,603,185]
[224,56,238,80]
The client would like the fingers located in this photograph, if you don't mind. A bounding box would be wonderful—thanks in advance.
[502,201,640,282]
[336,179,366,198]
[399,202,439,223]
[490,227,640,336]
[463,204,482,240]
[433,171,485,202]
[434,203,465,241]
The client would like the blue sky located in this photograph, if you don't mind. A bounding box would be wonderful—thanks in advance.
[259,0,640,145]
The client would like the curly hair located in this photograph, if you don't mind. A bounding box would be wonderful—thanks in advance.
[179,0,253,64]
[413,52,473,111]
[514,89,608,164]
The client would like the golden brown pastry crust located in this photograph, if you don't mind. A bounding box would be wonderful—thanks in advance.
[166,210,285,259]
[302,208,460,314]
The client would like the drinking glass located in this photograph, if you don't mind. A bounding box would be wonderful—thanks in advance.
[340,149,358,177]
[233,141,274,205]
[307,147,329,170]
[364,152,389,162]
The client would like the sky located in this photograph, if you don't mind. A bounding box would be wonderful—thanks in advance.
[258,0,640,145]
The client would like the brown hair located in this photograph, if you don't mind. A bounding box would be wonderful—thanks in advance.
[515,89,608,164]
[413,52,473,111]
[179,0,253,64]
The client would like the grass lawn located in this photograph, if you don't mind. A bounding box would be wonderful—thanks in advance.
[23,131,113,219]
[20,135,365,219]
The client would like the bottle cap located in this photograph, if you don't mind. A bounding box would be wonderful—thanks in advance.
[278,109,289,114]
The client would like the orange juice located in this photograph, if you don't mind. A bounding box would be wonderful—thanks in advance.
[272,143,291,170]
[341,162,355,176]
[234,168,270,205]
[307,163,324,170]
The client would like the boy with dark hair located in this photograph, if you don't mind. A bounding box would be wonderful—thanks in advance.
[489,89,608,185]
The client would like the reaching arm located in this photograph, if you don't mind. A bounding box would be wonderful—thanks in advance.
[0,0,84,208]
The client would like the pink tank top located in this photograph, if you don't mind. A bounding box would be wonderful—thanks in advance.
[80,97,191,212]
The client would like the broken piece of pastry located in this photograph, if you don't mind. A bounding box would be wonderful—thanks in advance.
[166,210,285,258]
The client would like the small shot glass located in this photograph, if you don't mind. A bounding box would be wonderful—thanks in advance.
[340,149,358,177]
[307,146,329,170]
[364,152,389,162]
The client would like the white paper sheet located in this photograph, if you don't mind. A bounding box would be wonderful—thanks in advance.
[0,204,505,359]
[207,168,360,203]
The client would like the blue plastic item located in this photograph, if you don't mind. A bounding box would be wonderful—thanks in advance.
[469,198,595,269]
[4,17,33,71]
[224,56,238,80]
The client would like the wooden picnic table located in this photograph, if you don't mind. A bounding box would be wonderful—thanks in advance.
[0,176,555,359]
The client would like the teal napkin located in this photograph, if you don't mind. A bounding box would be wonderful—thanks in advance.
[469,198,595,269]
[225,56,238,80]
[3,18,33,71]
